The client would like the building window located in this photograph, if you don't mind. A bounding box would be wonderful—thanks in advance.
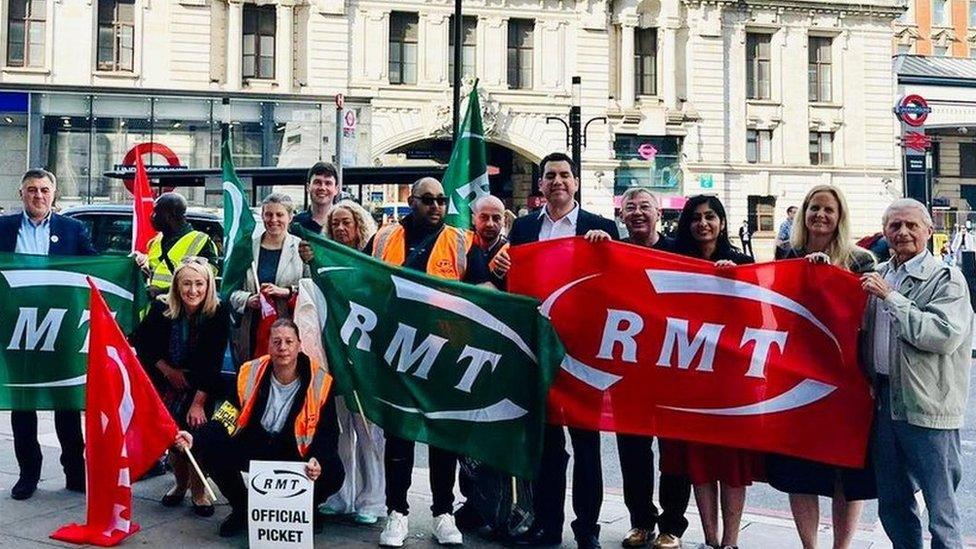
[746,129,772,164]
[634,28,657,96]
[934,45,949,56]
[6,0,45,68]
[933,0,949,26]
[389,12,418,85]
[808,37,832,102]
[746,33,771,100]
[507,19,534,89]
[448,15,477,80]
[971,0,976,27]
[898,43,914,54]
[898,0,915,24]
[242,4,275,80]
[96,0,135,72]
[809,132,833,165]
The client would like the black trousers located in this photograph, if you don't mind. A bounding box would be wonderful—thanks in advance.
[385,435,457,516]
[533,425,602,539]
[10,410,84,482]
[193,422,344,515]
[616,434,691,537]
[742,241,754,258]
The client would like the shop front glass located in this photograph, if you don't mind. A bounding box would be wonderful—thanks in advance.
[18,91,355,208]
[613,135,683,196]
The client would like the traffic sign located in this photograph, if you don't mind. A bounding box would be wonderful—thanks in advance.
[335,93,345,109]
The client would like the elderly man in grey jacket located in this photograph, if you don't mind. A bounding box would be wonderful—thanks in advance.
[861,198,973,549]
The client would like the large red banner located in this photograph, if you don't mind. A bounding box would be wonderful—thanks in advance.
[509,238,873,468]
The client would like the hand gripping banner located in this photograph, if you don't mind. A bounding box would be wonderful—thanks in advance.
[508,238,873,468]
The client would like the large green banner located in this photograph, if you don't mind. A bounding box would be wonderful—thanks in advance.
[0,253,147,410]
[304,232,562,478]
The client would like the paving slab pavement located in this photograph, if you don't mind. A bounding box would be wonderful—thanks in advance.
[0,412,956,548]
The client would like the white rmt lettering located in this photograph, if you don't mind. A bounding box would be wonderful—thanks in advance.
[454,345,502,393]
[340,302,378,351]
[7,307,68,352]
[76,309,118,353]
[384,323,448,380]
[596,309,644,363]
[655,317,724,372]
[739,327,788,379]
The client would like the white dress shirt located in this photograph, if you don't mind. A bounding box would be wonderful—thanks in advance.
[873,250,928,375]
[539,202,580,242]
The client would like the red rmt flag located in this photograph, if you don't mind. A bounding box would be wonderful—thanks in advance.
[51,278,177,547]
[508,238,873,468]
[131,152,157,254]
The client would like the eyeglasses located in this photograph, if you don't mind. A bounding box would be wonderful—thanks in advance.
[623,204,657,214]
[412,195,448,206]
[181,256,211,266]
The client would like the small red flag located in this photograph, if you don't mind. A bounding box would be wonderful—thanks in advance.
[131,152,157,254]
[51,279,178,547]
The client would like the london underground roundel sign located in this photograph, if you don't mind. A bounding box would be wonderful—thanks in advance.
[894,94,931,127]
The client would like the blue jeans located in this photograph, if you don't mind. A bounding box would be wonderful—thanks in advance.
[873,377,964,549]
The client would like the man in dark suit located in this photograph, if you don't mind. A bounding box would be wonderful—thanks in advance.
[508,152,619,549]
[0,169,96,501]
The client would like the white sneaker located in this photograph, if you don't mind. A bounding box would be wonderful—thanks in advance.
[432,513,463,545]
[379,511,409,547]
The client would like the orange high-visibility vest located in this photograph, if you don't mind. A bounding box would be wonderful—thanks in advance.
[235,355,333,457]
[371,223,473,280]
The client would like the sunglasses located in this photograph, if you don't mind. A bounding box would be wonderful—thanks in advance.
[181,256,211,266]
[412,195,448,206]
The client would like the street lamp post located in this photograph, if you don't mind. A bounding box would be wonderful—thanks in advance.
[545,76,607,202]
[451,0,463,142]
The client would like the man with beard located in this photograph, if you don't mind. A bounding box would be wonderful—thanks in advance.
[365,177,490,547]
[471,195,511,289]
[291,162,339,235]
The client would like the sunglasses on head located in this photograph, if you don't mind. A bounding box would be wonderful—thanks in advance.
[181,256,210,266]
[412,195,448,206]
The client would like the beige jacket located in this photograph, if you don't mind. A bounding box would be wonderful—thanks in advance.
[861,250,973,429]
[229,231,309,360]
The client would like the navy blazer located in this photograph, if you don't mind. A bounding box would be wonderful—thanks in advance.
[508,207,620,245]
[0,212,97,256]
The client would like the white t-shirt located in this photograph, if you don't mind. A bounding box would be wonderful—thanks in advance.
[260,375,301,434]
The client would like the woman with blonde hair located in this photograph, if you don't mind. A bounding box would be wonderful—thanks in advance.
[768,184,876,549]
[302,199,386,524]
[326,200,377,251]
[130,258,230,516]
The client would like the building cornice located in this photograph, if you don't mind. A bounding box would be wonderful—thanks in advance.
[683,0,905,18]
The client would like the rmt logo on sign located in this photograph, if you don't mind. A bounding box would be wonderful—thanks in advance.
[250,469,309,499]
[894,94,931,127]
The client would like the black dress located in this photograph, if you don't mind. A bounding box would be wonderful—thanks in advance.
[130,299,231,429]
[765,247,878,501]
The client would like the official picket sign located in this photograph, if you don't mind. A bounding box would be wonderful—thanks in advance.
[247,461,314,549]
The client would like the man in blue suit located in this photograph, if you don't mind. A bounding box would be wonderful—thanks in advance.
[508,153,619,549]
[0,169,96,501]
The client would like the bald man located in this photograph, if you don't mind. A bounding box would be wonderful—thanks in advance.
[364,177,490,546]
[472,195,511,289]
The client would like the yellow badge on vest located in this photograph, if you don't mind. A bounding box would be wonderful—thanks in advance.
[211,400,240,435]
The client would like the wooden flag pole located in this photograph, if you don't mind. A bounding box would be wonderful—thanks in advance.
[182,446,218,502]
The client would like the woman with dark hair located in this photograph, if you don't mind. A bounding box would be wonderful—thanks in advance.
[663,195,763,549]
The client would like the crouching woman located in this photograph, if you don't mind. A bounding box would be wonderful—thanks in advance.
[183,318,345,538]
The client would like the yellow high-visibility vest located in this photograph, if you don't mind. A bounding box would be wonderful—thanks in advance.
[146,230,212,290]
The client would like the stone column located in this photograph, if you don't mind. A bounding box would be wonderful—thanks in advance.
[277,3,294,92]
[226,0,243,89]
[662,24,678,108]
[619,21,636,107]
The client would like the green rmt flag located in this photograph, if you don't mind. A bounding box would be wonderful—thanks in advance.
[443,85,490,230]
[220,140,256,300]
[303,230,562,478]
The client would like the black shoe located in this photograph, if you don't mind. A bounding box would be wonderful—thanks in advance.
[219,511,246,537]
[575,533,600,549]
[65,475,86,493]
[10,477,37,500]
[160,490,185,507]
[192,503,215,517]
[511,527,561,546]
